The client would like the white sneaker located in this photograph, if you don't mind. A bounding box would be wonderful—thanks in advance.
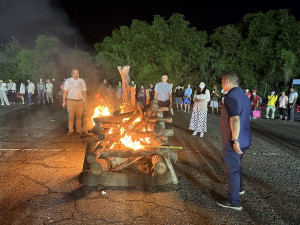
[192,131,197,136]
[1,103,4,105]
[200,132,204,137]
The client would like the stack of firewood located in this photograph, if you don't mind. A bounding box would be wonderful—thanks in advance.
[78,100,181,187]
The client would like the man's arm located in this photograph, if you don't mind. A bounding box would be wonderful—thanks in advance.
[62,90,68,108]
[154,90,158,99]
[83,90,87,102]
[169,92,172,109]
[292,96,297,107]
[230,116,243,154]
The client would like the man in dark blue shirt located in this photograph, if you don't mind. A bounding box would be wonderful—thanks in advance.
[217,71,252,211]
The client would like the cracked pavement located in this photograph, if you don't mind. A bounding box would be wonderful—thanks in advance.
[0,103,299,224]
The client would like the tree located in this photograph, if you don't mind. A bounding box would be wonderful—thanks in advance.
[0,37,23,82]
[94,13,208,87]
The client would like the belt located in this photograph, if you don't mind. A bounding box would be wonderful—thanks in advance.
[68,99,83,101]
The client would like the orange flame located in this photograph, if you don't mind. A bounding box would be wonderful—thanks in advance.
[120,133,144,151]
[92,105,111,125]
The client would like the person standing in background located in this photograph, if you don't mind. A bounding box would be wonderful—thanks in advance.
[265,90,278,120]
[189,81,210,137]
[0,79,10,106]
[174,85,184,111]
[37,78,46,105]
[46,79,54,104]
[245,89,251,99]
[154,74,173,132]
[27,79,35,105]
[250,90,259,119]
[137,85,146,107]
[184,84,192,113]
[19,81,26,104]
[210,85,220,114]
[278,91,288,120]
[62,69,87,135]
[7,78,17,104]
[288,87,298,122]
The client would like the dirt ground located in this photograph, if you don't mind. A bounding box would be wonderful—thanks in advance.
[0,102,299,224]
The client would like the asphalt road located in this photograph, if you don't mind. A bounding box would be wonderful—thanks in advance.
[0,103,299,225]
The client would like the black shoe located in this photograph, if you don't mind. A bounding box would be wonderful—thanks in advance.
[217,200,242,210]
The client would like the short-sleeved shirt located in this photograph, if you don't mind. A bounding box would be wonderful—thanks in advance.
[37,82,45,91]
[184,88,192,98]
[211,89,220,101]
[279,95,288,108]
[220,87,252,150]
[154,82,172,101]
[289,92,298,104]
[46,83,53,93]
[64,77,87,100]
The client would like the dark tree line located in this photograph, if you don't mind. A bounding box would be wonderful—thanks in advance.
[1,9,299,98]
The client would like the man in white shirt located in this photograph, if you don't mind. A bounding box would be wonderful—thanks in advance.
[62,69,87,135]
[288,87,298,122]
[27,79,35,105]
[7,78,17,104]
[46,79,54,104]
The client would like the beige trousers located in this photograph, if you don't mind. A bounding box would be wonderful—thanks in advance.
[67,99,83,133]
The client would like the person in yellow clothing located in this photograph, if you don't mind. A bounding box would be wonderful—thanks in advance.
[265,90,278,119]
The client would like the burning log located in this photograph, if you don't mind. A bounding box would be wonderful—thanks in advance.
[93,111,135,123]
[151,155,167,175]
[148,117,172,123]
[90,158,112,175]
[132,118,148,131]
[100,147,180,158]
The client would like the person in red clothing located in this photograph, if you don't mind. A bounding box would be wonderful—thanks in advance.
[245,89,251,99]
[251,90,260,119]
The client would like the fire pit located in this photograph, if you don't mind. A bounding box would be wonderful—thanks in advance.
[78,100,182,187]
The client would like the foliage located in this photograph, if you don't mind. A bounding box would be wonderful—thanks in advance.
[95,13,208,87]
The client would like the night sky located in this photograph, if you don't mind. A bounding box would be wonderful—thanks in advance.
[0,0,300,49]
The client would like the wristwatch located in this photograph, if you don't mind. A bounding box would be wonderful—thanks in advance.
[231,139,239,144]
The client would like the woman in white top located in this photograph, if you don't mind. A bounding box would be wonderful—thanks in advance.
[20,81,26,104]
[189,81,210,137]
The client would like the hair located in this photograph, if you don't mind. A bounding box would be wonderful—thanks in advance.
[196,82,207,94]
[71,69,79,73]
[162,73,168,77]
[222,70,240,86]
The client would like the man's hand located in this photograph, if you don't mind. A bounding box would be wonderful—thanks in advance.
[62,102,66,108]
[169,104,172,109]
[233,142,243,155]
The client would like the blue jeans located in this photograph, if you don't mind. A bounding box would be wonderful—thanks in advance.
[223,146,248,205]
[289,104,295,121]
[28,92,33,104]
[38,91,45,104]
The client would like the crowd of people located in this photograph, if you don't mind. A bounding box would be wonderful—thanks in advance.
[245,87,298,122]
[0,78,57,106]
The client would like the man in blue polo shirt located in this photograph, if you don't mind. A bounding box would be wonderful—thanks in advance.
[217,71,252,211]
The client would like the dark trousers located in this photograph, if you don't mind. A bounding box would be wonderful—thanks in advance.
[157,100,170,117]
[223,145,249,205]
[8,90,17,103]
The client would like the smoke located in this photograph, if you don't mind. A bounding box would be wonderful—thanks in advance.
[0,0,84,48]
